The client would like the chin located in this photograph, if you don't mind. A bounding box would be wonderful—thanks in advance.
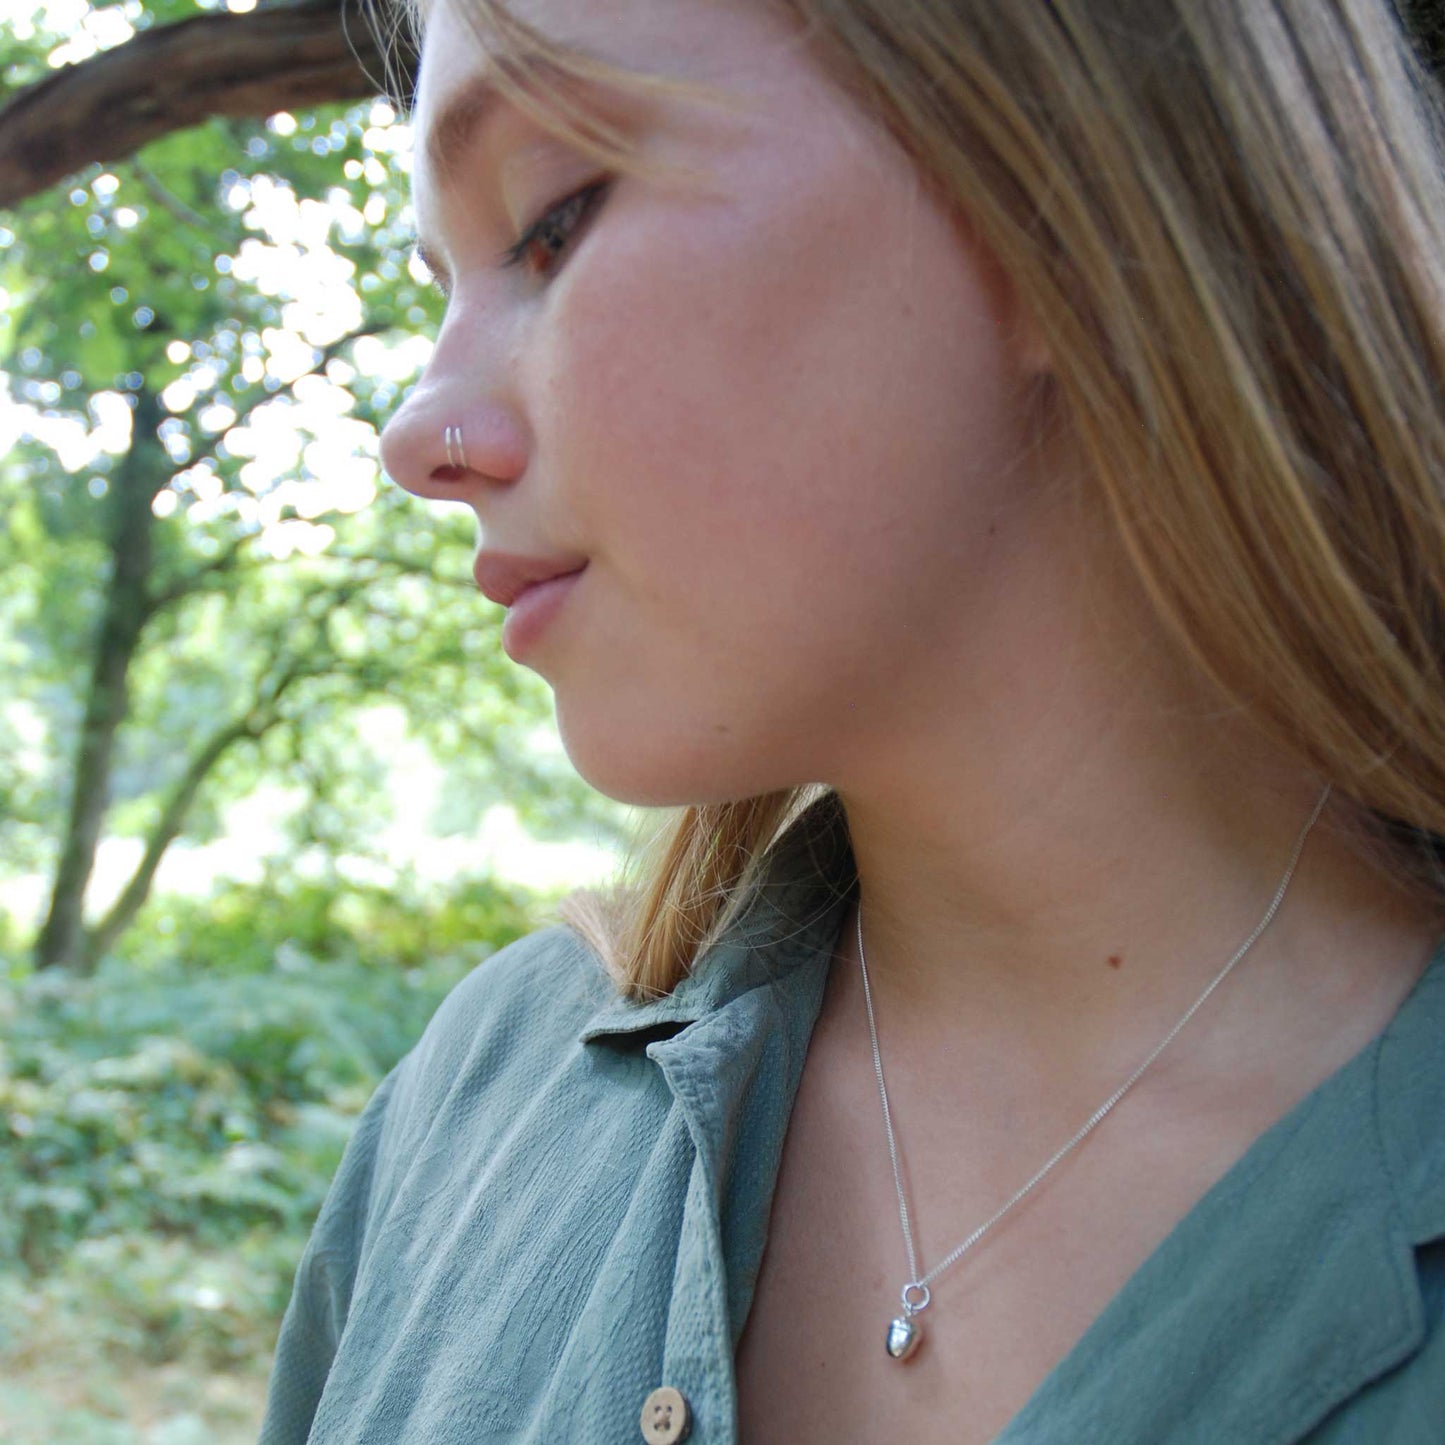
[555,703,799,810]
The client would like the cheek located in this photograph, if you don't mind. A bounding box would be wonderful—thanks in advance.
[539,169,1023,627]
[523,115,1040,806]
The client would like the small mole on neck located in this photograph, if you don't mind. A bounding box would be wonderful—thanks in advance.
[1107,953,1124,970]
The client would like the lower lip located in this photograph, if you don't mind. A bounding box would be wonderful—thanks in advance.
[501,568,586,660]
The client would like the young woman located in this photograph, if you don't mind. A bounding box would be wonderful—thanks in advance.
[261,0,1445,1440]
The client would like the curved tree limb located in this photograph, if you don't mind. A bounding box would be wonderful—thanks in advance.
[0,0,415,211]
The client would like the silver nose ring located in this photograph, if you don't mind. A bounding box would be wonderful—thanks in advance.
[443,424,468,471]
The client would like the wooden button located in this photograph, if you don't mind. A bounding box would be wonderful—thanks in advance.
[640,1384,691,1443]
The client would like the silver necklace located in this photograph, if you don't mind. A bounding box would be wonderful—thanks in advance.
[857,785,1332,1362]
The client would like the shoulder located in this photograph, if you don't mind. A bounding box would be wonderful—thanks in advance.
[386,923,618,1126]
[294,924,620,1278]
[424,922,615,1054]
[259,925,623,1440]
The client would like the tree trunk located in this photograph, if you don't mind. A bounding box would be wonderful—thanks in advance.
[33,389,165,972]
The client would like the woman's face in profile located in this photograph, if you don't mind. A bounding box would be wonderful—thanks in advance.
[381,0,1057,808]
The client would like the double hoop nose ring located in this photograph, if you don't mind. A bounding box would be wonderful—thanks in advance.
[443,424,468,471]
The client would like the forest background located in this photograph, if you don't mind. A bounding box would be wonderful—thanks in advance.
[3,0,1444,1440]
[0,0,637,1437]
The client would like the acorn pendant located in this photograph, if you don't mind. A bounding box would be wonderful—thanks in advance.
[885,1312,922,1361]
[886,1282,930,1361]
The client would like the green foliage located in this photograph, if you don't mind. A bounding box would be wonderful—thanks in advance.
[123,870,549,975]
[0,0,631,969]
[0,0,626,1430]
[0,892,534,1260]
[9,1231,302,1370]
[0,874,541,1368]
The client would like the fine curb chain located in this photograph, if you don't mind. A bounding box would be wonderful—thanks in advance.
[858,784,1332,1312]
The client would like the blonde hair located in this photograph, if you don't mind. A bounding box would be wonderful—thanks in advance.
[382,0,1445,1001]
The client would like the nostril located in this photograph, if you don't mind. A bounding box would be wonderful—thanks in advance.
[429,463,469,485]
[395,464,477,502]
[381,408,527,497]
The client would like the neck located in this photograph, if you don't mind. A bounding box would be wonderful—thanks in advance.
[821,495,1442,1103]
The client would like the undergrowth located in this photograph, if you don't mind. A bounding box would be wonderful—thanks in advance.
[0,873,544,1435]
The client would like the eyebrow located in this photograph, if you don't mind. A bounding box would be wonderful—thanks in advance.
[424,48,614,183]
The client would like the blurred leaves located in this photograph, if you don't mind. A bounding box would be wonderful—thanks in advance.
[0,876,538,1361]
[1,5,627,970]
[0,8,626,1424]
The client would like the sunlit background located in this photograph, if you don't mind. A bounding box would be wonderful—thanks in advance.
[0,0,627,938]
[0,2,633,1437]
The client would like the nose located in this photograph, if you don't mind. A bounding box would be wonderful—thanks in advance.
[378,307,530,504]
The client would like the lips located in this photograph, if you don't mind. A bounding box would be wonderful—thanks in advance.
[473,551,589,608]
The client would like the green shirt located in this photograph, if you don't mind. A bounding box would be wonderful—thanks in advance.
[261,796,1445,1442]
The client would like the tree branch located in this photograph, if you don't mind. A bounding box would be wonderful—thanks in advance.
[81,640,345,964]
[147,529,258,612]
[84,713,258,964]
[0,0,415,210]
[130,156,217,237]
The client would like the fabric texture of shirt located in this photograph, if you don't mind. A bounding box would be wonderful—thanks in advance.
[260,794,1445,1442]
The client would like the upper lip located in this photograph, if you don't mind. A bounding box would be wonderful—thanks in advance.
[473,551,588,608]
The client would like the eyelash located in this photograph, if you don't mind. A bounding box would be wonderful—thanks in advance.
[499,180,610,278]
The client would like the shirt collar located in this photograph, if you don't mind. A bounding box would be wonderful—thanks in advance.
[578,792,858,1047]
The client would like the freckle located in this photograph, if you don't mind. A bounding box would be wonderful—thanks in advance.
[1107,954,1123,970]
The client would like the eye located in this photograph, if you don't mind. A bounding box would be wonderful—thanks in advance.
[499,180,610,279]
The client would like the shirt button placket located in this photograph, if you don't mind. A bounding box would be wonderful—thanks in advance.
[640,1384,692,1443]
